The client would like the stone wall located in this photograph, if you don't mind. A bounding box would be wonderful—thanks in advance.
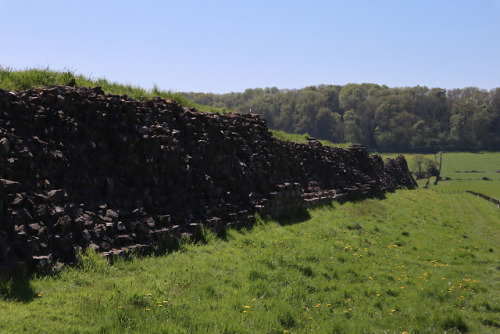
[0,86,416,275]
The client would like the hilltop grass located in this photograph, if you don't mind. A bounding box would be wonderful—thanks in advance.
[0,67,224,113]
[1,189,499,333]
[271,130,351,148]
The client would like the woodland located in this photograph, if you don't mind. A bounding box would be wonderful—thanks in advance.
[182,84,500,152]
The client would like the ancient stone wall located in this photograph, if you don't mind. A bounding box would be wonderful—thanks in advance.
[0,86,416,275]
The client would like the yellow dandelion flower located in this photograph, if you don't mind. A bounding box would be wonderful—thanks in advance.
[309,317,313,320]
[327,304,331,307]
[391,309,396,312]
[37,293,42,297]
[145,308,150,311]
[117,306,123,309]
[315,304,321,308]
[243,311,247,313]
[244,306,250,308]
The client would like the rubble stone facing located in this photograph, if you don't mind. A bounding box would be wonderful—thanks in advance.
[0,85,417,275]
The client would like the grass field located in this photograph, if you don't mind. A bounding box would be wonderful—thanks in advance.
[426,152,500,201]
[1,189,499,333]
[440,152,500,181]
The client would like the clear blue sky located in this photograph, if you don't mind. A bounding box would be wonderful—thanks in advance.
[1,0,499,93]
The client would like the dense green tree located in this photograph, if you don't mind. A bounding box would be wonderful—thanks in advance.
[181,83,500,152]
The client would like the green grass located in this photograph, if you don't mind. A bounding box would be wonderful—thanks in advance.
[271,130,351,148]
[1,189,499,333]
[431,180,500,200]
[440,152,500,181]
[420,152,500,201]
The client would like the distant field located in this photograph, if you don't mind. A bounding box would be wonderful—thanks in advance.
[424,152,500,201]
[431,180,500,200]
[440,152,500,181]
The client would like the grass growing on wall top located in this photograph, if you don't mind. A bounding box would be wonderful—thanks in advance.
[271,129,351,148]
[0,67,223,113]
[1,189,498,333]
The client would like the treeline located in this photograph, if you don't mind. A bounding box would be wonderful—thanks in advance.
[181,84,500,152]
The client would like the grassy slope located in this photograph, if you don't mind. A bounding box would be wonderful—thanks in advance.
[1,189,498,333]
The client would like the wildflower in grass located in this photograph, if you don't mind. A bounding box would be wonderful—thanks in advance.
[315,303,321,308]
[243,311,247,313]
[309,317,313,320]
[37,293,42,298]
[244,306,250,308]
[327,304,331,307]
[145,308,150,311]
[117,306,124,309]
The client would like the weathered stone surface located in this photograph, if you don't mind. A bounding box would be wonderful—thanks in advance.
[0,85,417,275]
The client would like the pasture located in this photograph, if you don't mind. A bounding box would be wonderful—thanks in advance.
[430,152,500,200]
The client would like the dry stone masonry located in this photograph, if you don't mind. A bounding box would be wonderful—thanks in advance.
[0,86,417,275]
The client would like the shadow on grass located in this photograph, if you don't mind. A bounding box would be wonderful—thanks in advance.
[0,274,37,303]
[343,190,389,204]
[275,206,312,226]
